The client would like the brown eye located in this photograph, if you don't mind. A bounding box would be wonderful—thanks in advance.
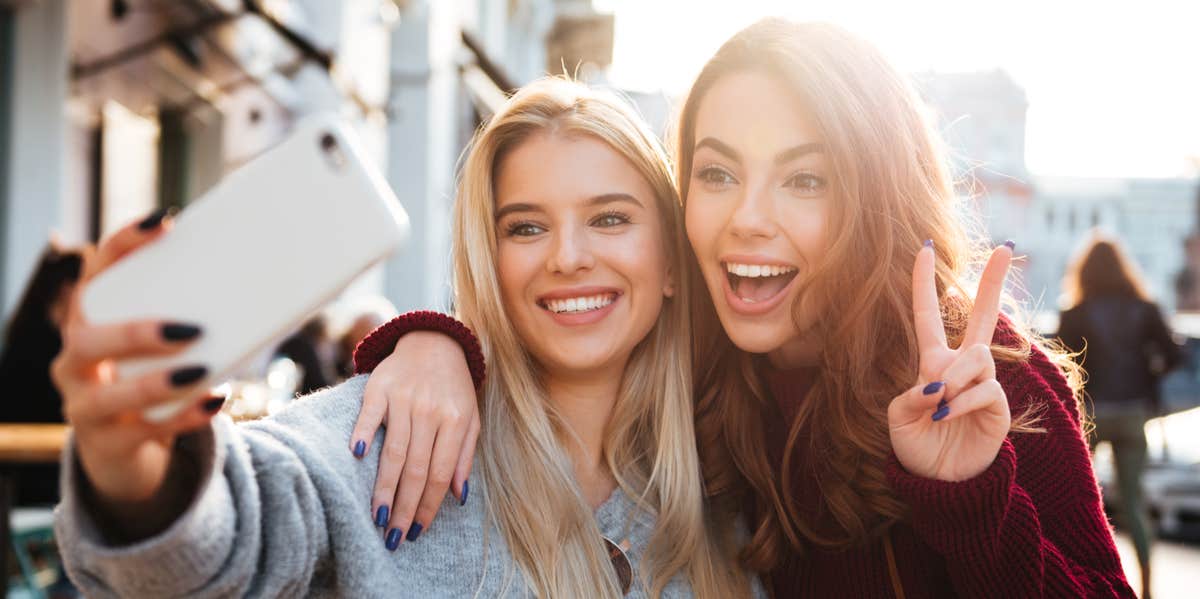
[697,166,737,187]
[784,173,826,194]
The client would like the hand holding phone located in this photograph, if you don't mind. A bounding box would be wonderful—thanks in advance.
[81,115,410,421]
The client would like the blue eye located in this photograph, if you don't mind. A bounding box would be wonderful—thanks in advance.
[591,211,631,228]
[505,222,546,237]
[696,166,737,187]
[784,173,826,194]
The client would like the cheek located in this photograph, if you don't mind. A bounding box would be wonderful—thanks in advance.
[496,243,537,310]
[777,201,829,263]
[684,198,716,257]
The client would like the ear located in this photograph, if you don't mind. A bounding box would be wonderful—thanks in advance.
[663,267,676,298]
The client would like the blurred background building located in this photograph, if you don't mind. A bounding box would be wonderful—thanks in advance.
[0,0,618,326]
[917,70,1200,315]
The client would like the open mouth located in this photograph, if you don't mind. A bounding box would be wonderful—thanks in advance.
[538,293,619,314]
[724,262,798,304]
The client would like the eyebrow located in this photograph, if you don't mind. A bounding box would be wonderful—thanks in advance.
[694,136,825,166]
[494,193,644,220]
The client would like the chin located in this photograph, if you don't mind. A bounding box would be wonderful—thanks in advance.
[717,315,793,355]
[539,346,620,374]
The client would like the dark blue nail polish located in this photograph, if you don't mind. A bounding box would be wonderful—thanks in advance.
[385,528,402,551]
[161,322,202,342]
[923,239,933,248]
[170,365,208,387]
[202,396,225,413]
[922,381,945,395]
[932,405,950,422]
[374,505,389,528]
[353,440,366,458]
[1003,239,1015,250]
[406,522,423,541]
[460,480,469,506]
[137,208,169,231]
[936,398,948,410]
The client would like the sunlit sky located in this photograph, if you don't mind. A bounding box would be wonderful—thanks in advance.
[596,0,1200,179]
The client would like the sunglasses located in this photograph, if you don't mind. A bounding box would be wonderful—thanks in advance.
[602,535,634,595]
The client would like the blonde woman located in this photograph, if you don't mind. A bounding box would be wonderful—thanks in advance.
[51,78,756,598]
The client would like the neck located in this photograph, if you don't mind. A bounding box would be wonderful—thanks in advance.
[767,332,822,369]
[544,364,624,508]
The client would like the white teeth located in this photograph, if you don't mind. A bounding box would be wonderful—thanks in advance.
[724,262,797,278]
[544,294,616,314]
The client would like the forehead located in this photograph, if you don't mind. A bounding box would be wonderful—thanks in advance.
[494,132,654,208]
[693,71,823,158]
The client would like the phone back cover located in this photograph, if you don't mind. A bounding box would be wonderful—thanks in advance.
[82,115,410,414]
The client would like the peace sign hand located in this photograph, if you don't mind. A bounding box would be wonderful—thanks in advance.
[887,241,1014,482]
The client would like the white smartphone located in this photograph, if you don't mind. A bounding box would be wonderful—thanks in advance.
[82,114,410,421]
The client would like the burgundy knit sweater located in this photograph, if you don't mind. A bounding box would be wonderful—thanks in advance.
[762,324,1134,598]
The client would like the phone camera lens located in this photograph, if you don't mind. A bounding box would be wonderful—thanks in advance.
[319,132,346,170]
[320,133,338,152]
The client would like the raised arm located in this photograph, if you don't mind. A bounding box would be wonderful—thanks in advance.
[886,241,1132,597]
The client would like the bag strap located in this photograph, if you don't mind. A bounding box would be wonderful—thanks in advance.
[883,531,906,599]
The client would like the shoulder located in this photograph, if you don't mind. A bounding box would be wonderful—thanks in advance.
[249,376,368,437]
[992,319,1080,426]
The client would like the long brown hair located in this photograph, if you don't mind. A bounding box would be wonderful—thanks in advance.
[1062,234,1152,307]
[675,19,1075,571]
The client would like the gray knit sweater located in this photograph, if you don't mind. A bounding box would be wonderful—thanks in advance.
[54,375,758,598]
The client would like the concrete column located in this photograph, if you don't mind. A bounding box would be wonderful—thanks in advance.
[1,0,68,319]
[382,0,462,312]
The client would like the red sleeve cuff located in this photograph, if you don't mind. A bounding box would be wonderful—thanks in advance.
[352,310,486,391]
[887,438,1018,531]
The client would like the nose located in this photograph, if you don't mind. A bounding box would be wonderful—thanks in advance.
[728,182,778,240]
[546,225,595,275]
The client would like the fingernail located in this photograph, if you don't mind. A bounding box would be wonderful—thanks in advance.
[353,440,366,458]
[137,208,170,231]
[406,522,423,542]
[923,239,933,248]
[932,405,950,422]
[1003,239,1016,250]
[385,528,402,551]
[922,381,945,395]
[170,365,208,387]
[202,396,225,413]
[460,480,469,507]
[161,322,202,342]
[374,505,389,528]
[936,398,948,410]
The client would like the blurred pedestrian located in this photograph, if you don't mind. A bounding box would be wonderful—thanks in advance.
[0,242,83,505]
[336,295,397,378]
[275,315,339,396]
[1057,234,1181,599]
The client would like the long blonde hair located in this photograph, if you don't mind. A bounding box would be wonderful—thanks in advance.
[674,20,1080,569]
[452,78,748,598]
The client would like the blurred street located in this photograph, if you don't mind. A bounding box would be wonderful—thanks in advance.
[1115,532,1200,598]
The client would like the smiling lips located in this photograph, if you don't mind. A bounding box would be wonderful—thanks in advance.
[537,289,621,325]
[722,260,799,314]
[541,293,617,314]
